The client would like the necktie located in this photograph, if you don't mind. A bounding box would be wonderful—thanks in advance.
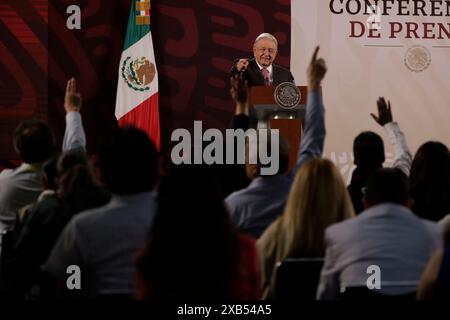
[261,68,271,86]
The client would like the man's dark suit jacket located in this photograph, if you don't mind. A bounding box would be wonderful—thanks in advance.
[230,58,295,87]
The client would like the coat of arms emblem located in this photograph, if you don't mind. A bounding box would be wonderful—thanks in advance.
[404,45,431,73]
[122,56,156,91]
[274,82,301,109]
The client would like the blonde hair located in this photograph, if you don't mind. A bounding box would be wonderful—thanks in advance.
[276,158,354,260]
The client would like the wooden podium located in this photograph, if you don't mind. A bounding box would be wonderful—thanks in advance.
[249,86,308,171]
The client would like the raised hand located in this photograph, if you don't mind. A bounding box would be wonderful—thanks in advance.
[64,78,82,113]
[307,46,327,91]
[371,97,393,126]
[230,74,249,115]
[236,59,249,72]
[230,74,249,103]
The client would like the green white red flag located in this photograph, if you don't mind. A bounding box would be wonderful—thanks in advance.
[115,0,160,150]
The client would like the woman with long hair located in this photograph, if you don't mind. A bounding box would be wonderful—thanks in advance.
[134,165,260,300]
[258,158,355,298]
[409,141,450,222]
[9,150,110,297]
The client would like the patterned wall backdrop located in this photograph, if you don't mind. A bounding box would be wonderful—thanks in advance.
[0,0,291,160]
[0,0,48,161]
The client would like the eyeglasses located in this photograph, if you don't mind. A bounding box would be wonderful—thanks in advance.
[256,47,276,54]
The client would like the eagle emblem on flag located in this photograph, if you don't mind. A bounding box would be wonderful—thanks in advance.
[121,56,156,91]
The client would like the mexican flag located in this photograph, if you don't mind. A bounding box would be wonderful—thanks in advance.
[115,0,160,150]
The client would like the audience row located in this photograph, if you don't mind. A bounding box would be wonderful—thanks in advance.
[0,48,449,300]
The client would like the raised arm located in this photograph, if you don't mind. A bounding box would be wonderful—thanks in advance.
[370,97,412,176]
[230,58,250,77]
[62,78,86,152]
[229,74,250,130]
[289,47,327,179]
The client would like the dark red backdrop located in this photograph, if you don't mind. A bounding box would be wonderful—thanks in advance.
[0,0,291,161]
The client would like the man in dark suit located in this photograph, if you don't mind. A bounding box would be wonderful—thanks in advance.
[230,33,294,87]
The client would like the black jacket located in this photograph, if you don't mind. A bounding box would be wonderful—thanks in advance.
[230,58,294,87]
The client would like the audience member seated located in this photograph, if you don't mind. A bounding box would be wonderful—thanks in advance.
[409,141,450,224]
[5,150,110,298]
[225,47,327,239]
[214,75,252,197]
[134,165,260,300]
[348,98,412,214]
[17,154,59,225]
[43,126,158,299]
[225,131,290,239]
[258,158,354,299]
[317,168,443,299]
[0,78,86,233]
[0,121,55,233]
[1,156,57,297]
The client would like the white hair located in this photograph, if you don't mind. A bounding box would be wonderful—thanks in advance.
[253,33,278,49]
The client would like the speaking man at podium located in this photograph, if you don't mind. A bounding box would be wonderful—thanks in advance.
[230,33,295,87]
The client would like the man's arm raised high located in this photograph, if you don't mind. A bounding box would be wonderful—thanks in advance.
[288,46,327,180]
[62,78,86,152]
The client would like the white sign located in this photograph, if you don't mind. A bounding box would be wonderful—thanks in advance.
[291,0,450,176]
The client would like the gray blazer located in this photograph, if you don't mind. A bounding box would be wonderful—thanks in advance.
[317,203,443,299]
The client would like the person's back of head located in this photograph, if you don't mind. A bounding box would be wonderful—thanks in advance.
[364,168,409,208]
[349,132,385,215]
[56,150,109,214]
[136,164,240,300]
[57,150,89,175]
[353,131,385,169]
[156,165,231,240]
[13,119,55,164]
[98,126,158,195]
[409,141,450,221]
[280,158,354,258]
[245,130,290,179]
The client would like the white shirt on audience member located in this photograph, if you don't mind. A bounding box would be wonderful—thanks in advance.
[0,112,86,232]
[317,203,442,299]
[44,191,157,298]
